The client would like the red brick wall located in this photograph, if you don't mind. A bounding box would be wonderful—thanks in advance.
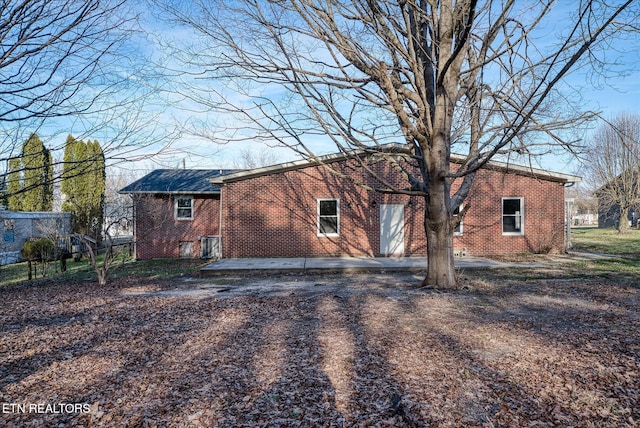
[452,169,566,256]
[221,162,424,258]
[133,194,221,259]
[221,161,566,258]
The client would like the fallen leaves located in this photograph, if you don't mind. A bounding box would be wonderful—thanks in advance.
[0,272,639,426]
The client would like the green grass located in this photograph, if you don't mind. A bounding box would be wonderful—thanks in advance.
[569,227,640,280]
[571,226,640,255]
[3,227,639,287]
[0,255,209,288]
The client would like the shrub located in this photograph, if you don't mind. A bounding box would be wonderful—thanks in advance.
[20,238,54,261]
[20,238,56,280]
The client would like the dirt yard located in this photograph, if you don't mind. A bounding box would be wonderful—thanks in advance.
[1,269,639,427]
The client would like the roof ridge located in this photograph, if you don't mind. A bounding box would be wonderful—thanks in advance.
[119,168,237,194]
[210,146,580,184]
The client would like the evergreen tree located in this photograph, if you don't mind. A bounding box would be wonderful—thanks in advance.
[6,157,23,211]
[86,140,105,242]
[0,174,6,209]
[7,133,53,211]
[62,136,105,242]
[61,135,86,214]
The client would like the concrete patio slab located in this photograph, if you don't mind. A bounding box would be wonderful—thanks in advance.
[200,255,517,276]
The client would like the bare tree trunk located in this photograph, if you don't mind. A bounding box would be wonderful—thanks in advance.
[422,181,456,288]
[96,245,112,287]
[618,206,630,234]
[424,223,456,288]
[97,270,108,287]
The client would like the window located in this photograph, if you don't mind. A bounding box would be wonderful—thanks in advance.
[3,220,14,243]
[453,205,463,235]
[175,196,193,220]
[318,199,339,236]
[502,198,524,235]
[179,241,194,258]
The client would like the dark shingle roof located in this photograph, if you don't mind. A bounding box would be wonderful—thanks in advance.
[119,169,239,194]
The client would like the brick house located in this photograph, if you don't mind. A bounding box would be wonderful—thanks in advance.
[120,150,579,260]
[119,169,234,259]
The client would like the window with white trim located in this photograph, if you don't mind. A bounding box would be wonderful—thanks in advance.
[318,199,339,236]
[175,196,193,220]
[453,205,463,235]
[502,197,523,235]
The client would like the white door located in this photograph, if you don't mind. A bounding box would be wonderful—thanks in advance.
[380,204,404,256]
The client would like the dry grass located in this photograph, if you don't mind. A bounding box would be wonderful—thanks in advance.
[1,271,639,427]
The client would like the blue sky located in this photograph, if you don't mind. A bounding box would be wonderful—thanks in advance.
[133,78,640,179]
[135,1,640,179]
[13,1,640,181]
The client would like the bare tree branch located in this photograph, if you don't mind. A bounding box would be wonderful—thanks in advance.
[1,1,175,203]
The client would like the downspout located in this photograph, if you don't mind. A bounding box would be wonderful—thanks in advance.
[131,194,137,260]
[564,181,577,251]
[219,186,224,259]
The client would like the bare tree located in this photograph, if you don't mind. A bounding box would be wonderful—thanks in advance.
[232,147,280,169]
[156,0,638,287]
[104,171,137,237]
[72,170,139,286]
[35,216,71,274]
[1,1,135,138]
[1,1,172,204]
[79,219,130,287]
[79,190,133,287]
[586,113,640,233]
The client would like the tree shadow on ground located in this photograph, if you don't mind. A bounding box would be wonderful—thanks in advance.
[1,272,639,426]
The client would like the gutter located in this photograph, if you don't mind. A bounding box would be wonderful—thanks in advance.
[118,190,222,195]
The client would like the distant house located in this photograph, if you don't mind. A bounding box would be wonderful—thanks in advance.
[0,209,72,265]
[595,171,640,229]
[120,148,580,260]
[597,199,639,229]
[567,196,598,226]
